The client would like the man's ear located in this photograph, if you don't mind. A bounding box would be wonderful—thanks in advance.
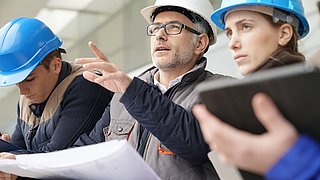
[194,34,209,55]
[50,57,62,74]
[278,24,293,46]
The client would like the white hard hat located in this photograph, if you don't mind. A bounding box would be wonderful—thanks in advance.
[141,0,217,45]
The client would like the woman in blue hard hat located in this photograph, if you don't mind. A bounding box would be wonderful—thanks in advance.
[193,0,320,179]
[212,0,309,75]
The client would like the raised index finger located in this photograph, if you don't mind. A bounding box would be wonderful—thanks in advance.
[88,41,109,62]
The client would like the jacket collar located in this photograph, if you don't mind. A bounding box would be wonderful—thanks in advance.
[254,48,305,73]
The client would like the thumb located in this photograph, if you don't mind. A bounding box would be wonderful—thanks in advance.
[252,93,295,133]
[88,41,108,61]
[1,134,11,141]
[0,152,16,160]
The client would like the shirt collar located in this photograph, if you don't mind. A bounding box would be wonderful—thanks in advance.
[153,63,200,93]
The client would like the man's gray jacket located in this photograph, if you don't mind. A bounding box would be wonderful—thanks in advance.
[75,57,231,179]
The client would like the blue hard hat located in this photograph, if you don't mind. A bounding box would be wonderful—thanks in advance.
[0,17,63,86]
[211,0,309,39]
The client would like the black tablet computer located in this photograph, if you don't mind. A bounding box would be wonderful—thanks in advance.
[0,139,22,152]
[197,63,320,141]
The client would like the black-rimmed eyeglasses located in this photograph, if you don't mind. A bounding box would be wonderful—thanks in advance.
[146,21,201,36]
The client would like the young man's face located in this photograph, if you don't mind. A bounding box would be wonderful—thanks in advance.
[150,11,200,72]
[16,58,61,104]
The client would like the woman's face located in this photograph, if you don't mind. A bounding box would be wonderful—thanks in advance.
[225,10,281,75]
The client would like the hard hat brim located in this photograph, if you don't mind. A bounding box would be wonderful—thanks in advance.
[141,5,158,24]
[0,62,38,86]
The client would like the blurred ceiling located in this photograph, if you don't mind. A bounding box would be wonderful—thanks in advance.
[0,0,47,27]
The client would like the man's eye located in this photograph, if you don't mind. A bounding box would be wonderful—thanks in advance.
[154,26,161,31]
[167,24,180,31]
[25,77,35,82]
[150,27,160,34]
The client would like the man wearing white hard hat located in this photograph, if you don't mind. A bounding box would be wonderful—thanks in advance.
[73,0,232,179]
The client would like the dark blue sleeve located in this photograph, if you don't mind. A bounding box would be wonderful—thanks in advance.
[73,106,111,147]
[37,76,113,151]
[120,77,209,165]
[266,135,320,180]
[35,76,112,152]
[10,104,27,149]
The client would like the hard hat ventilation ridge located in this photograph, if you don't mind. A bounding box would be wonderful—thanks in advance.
[272,8,300,33]
[151,6,201,23]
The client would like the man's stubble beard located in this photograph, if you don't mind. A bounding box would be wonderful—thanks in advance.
[152,46,195,71]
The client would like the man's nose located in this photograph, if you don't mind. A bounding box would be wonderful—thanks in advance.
[16,82,29,95]
[155,28,168,41]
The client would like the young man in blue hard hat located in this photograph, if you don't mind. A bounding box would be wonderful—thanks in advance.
[0,18,113,153]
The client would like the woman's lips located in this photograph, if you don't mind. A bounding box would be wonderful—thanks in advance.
[233,54,247,63]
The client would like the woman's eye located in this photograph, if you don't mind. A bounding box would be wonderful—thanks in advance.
[225,30,232,39]
[241,24,251,30]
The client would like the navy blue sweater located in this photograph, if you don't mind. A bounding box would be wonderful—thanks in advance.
[11,62,113,153]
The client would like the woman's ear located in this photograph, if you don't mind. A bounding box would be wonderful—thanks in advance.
[195,34,209,55]
[278,24,293,46]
